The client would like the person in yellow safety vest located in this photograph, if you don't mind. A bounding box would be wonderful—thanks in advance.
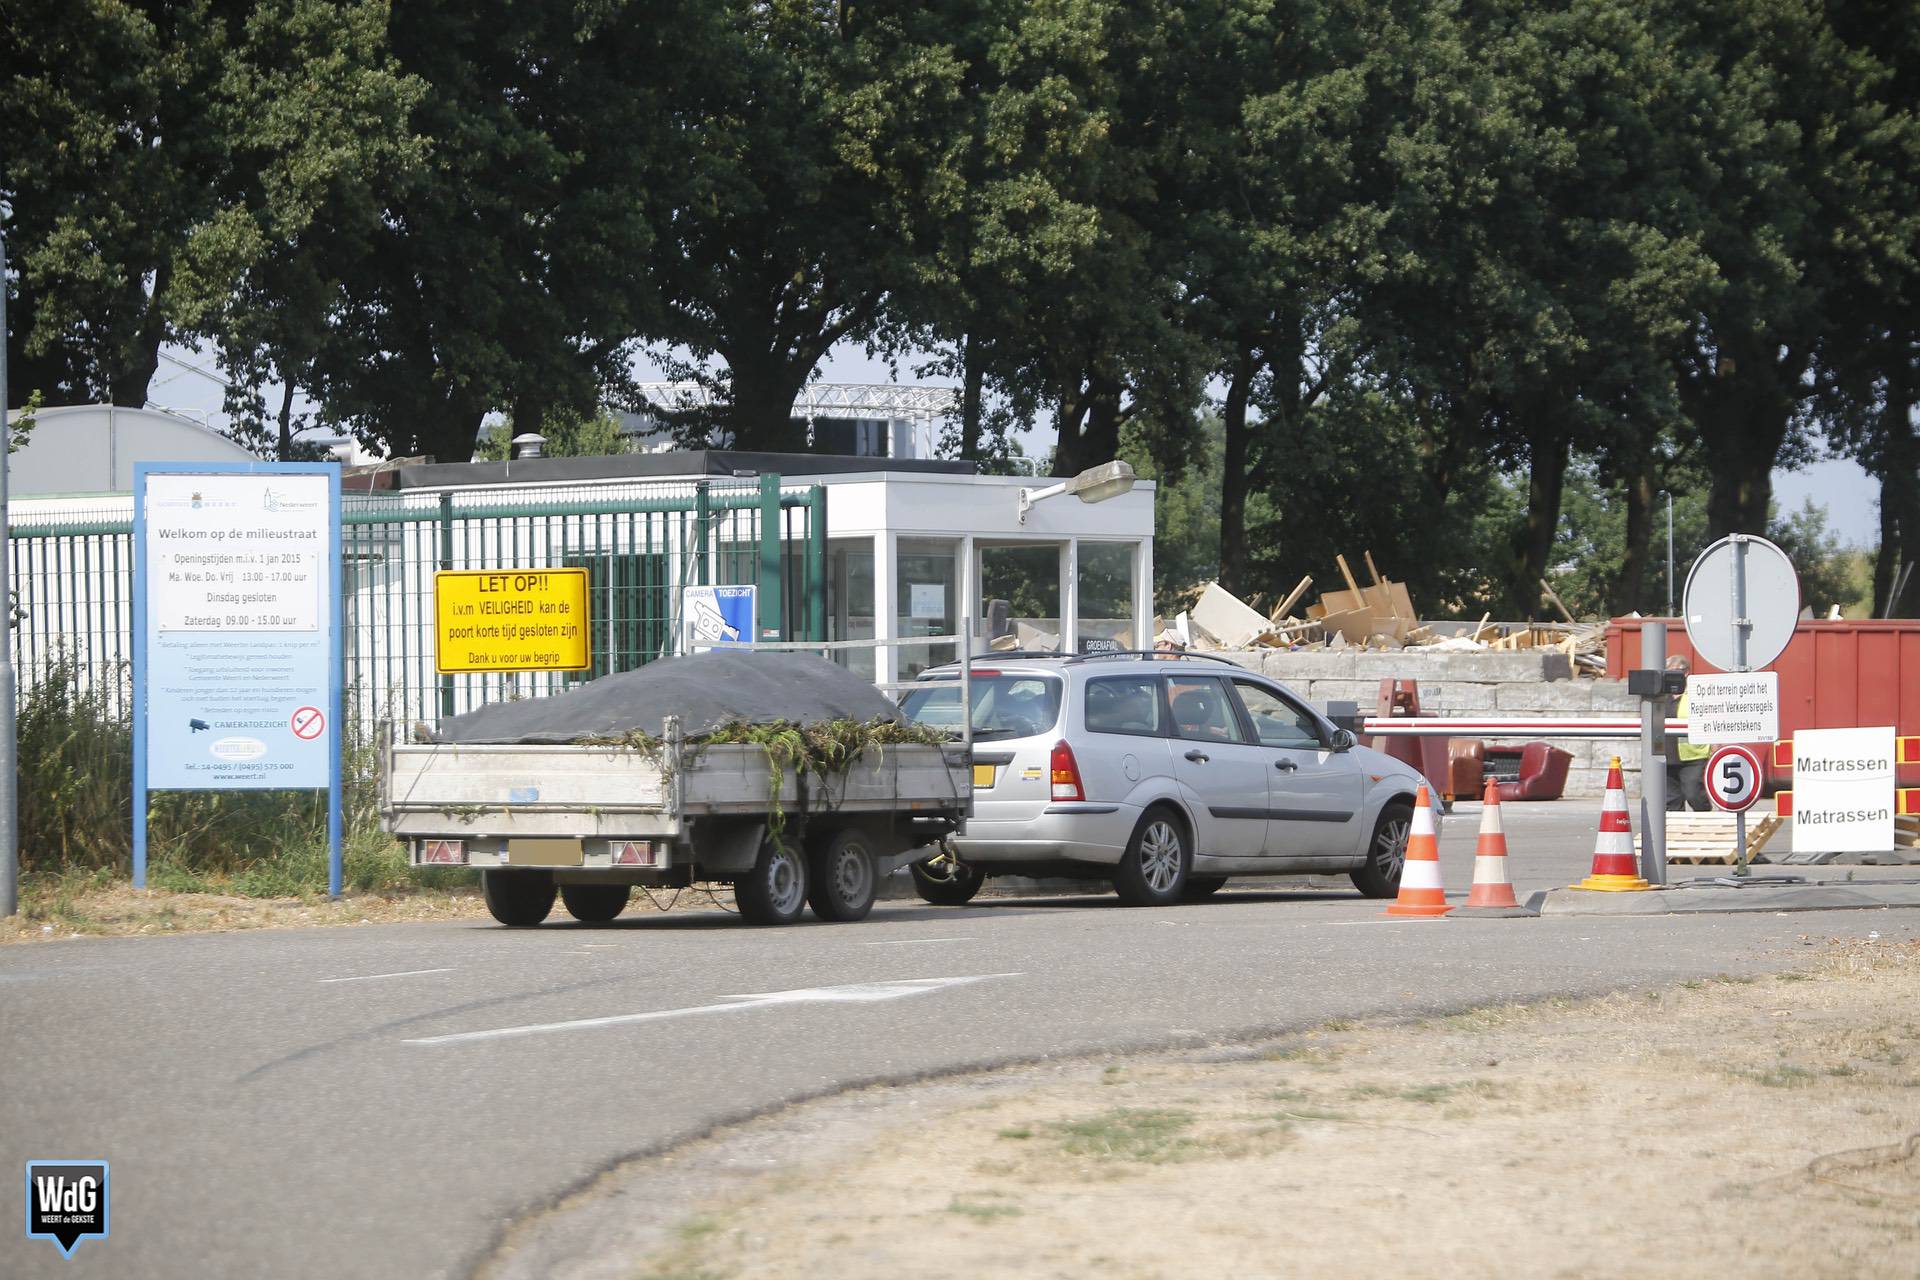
[1666,655,1711,811]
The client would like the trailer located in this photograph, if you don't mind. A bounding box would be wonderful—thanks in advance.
[383,716,969,926]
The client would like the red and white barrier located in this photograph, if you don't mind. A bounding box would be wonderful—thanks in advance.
[1362,717,1686,740]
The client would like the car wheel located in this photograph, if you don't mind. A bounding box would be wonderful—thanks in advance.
[482,870,556,927]
[806,828,878,922]
[1180,875,1228,901]
[735,840,809,925]
[1351,804,1411,899]
[910,851,985,905]
[560,883,630,923]
[1114,809,1189,907]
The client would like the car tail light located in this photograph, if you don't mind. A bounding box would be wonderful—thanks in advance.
[1050,740,1084,802]
[422,839,465,865]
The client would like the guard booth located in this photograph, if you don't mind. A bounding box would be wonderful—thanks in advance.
[813,467,1156,685]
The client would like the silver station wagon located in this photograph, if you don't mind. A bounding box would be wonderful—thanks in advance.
[899,652,1424,907]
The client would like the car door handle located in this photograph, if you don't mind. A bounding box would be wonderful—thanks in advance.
[1184,749,1210,763]
[1275,759,1298,772]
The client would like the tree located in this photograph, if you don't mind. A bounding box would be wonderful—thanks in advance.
[2,0,419,419]
[306,1,690,462]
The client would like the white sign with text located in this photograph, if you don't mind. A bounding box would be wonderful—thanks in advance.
[1685,672,1779,745]
[1791,726,1896,854]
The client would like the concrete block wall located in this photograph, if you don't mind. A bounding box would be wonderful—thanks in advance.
[1216,648,1641,799]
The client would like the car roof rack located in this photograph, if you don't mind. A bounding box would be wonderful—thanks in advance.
[1061,650,1246,667]
[913,651,1069,677]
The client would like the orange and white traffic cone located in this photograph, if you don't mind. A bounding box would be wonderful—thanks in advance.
[1385,784,1451,917]
[1454,778,1534,917]
[1574,756,1649,892]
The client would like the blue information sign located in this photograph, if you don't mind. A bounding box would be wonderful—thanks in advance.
[133,463,344,893]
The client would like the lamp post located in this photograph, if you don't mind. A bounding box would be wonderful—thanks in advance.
[1018,460,1136,524]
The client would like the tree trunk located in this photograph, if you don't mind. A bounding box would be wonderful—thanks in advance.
[722,356,808,453]
[1873,370,1919,617]
[1053,370,1122,478]
[1612,456,1657,616]
[1216,344,1257,596]
[1508,417,1570,616]
[276,382,296,460]
[959,333,984,461]
[1687,338,1799,538]
[109,263,170,407]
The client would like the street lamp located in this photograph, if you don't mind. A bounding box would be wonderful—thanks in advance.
[1018,460,1136,524]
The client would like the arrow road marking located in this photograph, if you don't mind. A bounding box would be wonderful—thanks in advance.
[403,973,1022,1046]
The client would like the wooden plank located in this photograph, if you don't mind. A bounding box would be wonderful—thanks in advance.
[1364,550,1384,586]
[1336,554,1363,598]
[1539,578,1578,625]
[1273,574,1313,621]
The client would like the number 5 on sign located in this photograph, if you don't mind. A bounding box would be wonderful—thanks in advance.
[1706,744,1763,813]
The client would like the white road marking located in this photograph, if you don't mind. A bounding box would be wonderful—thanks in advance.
[319,967,454,984]
[405,973,1023,1046]
[861,937,969,946]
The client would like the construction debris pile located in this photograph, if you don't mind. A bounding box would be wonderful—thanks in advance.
[1159,552,1608,674]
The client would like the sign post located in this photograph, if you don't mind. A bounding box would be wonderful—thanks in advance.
[1682,534,1798,877]
[1705,743,1765,873]
[134,463,343,895]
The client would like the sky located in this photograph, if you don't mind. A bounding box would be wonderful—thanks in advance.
[146,340,1887,547]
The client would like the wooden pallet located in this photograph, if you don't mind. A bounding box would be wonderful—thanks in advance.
[1639,812,1785,865]
[1899,815,1919,850]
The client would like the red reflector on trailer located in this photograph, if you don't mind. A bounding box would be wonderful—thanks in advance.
[1772,739,1792,769]
[1775,790,1792,817]
[613,840,659,867]
[422,839,464,864]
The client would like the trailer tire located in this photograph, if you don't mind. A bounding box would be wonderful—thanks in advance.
[483,871,556,927]
[560,883,630,923]
[735,840,809,926]
[910,853,985,905]
[806,828,878,922]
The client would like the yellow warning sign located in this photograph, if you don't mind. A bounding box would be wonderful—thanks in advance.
[434,569,591,673]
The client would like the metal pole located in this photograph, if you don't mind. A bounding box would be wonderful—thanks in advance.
[437,491,454,719]
[1729,537,1750,876]
[0,228,15,917]
[1665,492,1674,616]
[960,615,974,821]
[1640,621,1668,885]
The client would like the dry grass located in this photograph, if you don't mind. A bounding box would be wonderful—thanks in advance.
[636,935,1920,1280]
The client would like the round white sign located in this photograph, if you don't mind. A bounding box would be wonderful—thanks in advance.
[1705,744,1764,813]
[1682,535,1799,672]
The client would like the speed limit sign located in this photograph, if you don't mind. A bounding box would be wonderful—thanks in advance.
[1705,744,1764,812]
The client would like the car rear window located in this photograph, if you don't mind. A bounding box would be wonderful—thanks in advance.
[1084,676,1164,736]
[900,673,1064,741]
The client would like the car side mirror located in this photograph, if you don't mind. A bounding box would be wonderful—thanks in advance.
[1330,728,1356,752]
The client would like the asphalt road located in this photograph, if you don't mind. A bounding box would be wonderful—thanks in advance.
[6,801,1917,1280]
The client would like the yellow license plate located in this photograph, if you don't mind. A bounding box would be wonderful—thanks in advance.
[972,763,997,788]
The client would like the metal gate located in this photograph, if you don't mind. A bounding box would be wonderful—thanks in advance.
[8,474,828,734]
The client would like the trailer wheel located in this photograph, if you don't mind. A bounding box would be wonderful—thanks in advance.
[909,852,984,905]
[482,871,556,927]
[806,828,878,922]
[560,883,630,923]
[734,840,808,925]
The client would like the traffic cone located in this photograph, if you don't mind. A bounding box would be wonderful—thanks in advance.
[1574,756,1649,892]
[1454,778,1534,917]
[1385,784,1451,917]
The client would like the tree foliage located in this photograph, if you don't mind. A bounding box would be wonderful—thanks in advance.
[3,0,1914,613]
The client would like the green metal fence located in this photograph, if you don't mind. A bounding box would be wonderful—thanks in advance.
[8,474,829,732]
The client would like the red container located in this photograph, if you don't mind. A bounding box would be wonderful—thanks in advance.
[1606,617,1920,788]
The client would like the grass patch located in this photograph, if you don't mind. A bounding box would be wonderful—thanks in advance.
[1051,1108,1198,1164]
[947,1195,1023,1221]
[1740,1065,1821,1088]
[997,1126,1033,1140]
